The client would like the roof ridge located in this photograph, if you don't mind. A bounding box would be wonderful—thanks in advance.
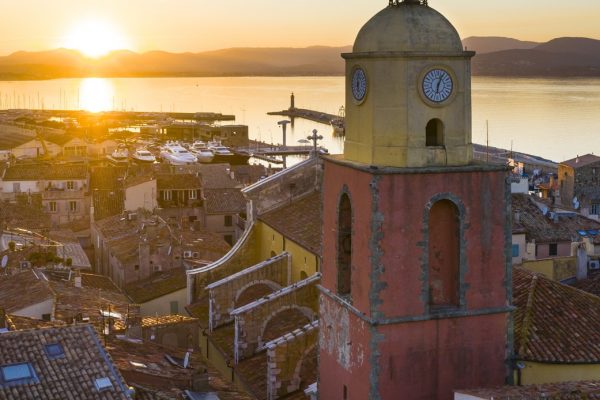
[517,273,539,358]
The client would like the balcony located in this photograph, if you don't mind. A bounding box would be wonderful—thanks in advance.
[42,189,86,200]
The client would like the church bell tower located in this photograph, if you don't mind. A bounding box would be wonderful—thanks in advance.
[318,1,512,399]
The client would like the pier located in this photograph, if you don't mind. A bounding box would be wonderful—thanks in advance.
[268,107,340,126]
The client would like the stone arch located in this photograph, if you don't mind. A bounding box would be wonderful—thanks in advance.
[233,280,282,309]
[259,305,314,347]
[426,118,444,147]
[422,193,467,312]
[292,342,318,392]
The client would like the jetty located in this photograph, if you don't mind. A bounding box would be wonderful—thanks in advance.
[267,107,340,126]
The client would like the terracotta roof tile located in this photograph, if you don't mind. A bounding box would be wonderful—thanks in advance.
[6,315,66,331]
[512,194,600,243]
[203,189,246,215]
[0,133,36,150]
[124,269,187,304]
[156,174,201,190]
[259,191,321,255]
[2,163,87,181]
[561,154,600,169]
[0,270,54,314]
[0,325,130,399]
[458,381,600,399]
[514,268,600,363]
[198,164,238,189]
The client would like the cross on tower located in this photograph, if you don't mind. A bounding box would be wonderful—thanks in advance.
[307,129,323,157]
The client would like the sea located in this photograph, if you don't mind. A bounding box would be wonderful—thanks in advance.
[1,76,600,163]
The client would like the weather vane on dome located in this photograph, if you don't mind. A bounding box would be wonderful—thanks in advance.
[389,0,428,6]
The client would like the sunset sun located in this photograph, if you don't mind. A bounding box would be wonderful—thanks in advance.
[62,20,130,58]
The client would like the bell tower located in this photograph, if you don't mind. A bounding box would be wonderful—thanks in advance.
[318,1,513,399]
[343,0,473,168]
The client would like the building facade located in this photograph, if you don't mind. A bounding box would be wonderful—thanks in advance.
[318,2,512,399]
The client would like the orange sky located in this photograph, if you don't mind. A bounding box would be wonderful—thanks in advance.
[0,0,599,55]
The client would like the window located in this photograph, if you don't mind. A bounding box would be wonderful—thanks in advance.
[426,119,444,147]
[12,183,20,193]
[428,200,460,308]
[549,243,558,256]
[134,265,139,271]
[44,343,65,359]
[300,271,308,280]
[94,377,113,392]
[49,201,57,213]
[170,301,179,315]
[337,193,352,298]
[592,203,600,215]
[163,190,172,201]
[224,235,233,246]
[69,201,77,212]
[343,385,348,400]
[189,190,197,200]
[224,215,233,227]
[66,181,75,190]
[0,363,37,385]
[512,244,520,258]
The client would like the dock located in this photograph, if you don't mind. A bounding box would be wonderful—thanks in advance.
[240,140,328,164]
[268,107,341,127]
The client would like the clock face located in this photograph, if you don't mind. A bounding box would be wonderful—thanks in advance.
[351,67,367,103]
[422,68,453,103]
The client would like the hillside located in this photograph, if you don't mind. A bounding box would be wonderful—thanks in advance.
[1,38,600,79]
[0,46,351,80]
[472,37,600,77]
[462,36,539,54]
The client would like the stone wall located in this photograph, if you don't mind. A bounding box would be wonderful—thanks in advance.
[232,274,320,363]
[266,321,319,400]
[207,252,291,330]
[189,224,259,302]
[243,157,322,219]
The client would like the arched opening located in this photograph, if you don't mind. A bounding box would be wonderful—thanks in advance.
[428,199,460,308]
[426,119,444,147]
[337,193,352,298]
[262,307,311,344]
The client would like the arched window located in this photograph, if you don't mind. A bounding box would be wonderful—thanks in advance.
[428,199,460,308]
[337,193,352,298]
[426,119,444,147]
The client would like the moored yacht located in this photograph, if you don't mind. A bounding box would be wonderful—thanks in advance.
[189,141,214,163]
[160,142,197,165]
[131,148,157,163]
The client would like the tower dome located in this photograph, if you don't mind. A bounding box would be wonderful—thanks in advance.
[353,2,462,53]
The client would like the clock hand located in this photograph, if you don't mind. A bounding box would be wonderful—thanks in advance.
[436,78,442,94]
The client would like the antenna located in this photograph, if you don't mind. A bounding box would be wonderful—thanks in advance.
[1,255,7,269]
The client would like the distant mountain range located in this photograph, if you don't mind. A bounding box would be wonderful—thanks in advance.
[1,37,599,80]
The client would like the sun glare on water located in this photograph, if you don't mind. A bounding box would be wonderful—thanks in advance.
[62,20,130,58]
[79,78,114,112]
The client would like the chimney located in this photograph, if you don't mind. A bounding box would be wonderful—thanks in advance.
[576,243,589,281]
[126,304,142,339]
[74,271,82,288]
[514,211,521,224]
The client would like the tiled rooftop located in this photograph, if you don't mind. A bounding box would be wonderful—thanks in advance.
[124,269,187,304]
[203,188,246,215]
[2,163,87,181]
[0,202,52,230]
[198,164,239,189]
[259,191,322,255]
[156,174,201,190]
[572,271,600,298]
[457,381,600,399]
[0,270,54,314]
[512,194,600,243]
[0,132,36,150]
[0,325,130,399]
[514,268,600,363]
[561,153,600,169]
[6,315,66,331]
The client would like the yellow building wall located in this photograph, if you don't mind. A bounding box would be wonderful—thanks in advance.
[519,361,600,385]
[256,221,319,282]
[139,288,187,317]
[521,257,576,281]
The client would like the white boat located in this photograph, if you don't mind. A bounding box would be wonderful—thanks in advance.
[131,148,156,163]
[160,142,197,165]
[108,144,129,163]
[189,141,214,163]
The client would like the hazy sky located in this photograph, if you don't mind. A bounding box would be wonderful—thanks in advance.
[1,0,599,55]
